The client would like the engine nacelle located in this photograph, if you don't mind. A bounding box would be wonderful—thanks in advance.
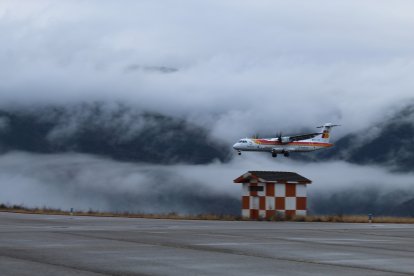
[280,137,290,144]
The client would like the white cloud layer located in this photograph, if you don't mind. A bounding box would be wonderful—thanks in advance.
[1,152,413,213]
[1,0,414,142]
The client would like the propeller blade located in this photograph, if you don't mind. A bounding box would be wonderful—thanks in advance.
[278,132,282,142]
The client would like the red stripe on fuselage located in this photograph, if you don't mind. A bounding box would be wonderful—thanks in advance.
[253,139,332,147]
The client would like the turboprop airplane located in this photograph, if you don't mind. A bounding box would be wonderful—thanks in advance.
[232,123,339,158]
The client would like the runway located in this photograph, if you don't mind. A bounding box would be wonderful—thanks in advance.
[1,212,414,275]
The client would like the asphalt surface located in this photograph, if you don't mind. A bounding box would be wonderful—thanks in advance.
[1,212,414,275]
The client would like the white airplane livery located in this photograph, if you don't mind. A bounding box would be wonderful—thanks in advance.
[233,123,339,158]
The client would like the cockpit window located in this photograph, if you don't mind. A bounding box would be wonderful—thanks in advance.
[238,140,248,143]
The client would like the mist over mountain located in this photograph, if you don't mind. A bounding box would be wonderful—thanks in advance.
[1,101,413,217]
[2,101,412,170]
[309,187,414,217]
[0,152,240,215]
[318,103,414,172]
[0,103,230,164]
[0,102,414,216]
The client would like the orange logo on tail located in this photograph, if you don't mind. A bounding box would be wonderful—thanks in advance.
[322,131,330,139]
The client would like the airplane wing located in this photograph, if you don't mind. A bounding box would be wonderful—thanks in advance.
[288,132,320,142]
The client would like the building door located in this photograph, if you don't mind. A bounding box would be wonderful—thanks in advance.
[251,196,259,209]
[250,196,259,219]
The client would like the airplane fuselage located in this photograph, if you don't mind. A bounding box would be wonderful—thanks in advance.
[233,123,338,157]
[232,138,333,155]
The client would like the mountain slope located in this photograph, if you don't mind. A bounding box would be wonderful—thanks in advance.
[318,104,414,172]
[0,103,230,164]
[309,188,414,217]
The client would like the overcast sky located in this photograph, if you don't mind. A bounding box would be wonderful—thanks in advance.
[1,1,414,213]
[1,0,414,141]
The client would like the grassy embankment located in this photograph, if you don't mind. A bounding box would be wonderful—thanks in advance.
[0,203,236,220]
[1,204,414,223]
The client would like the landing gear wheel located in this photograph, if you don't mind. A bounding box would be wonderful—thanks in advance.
[272,152,277,158]
[283,152,290,157]
[238,151,241,156]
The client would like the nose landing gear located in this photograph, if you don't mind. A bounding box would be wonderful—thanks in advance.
[237,151,241,155]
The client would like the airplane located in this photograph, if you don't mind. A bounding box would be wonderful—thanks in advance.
[232,123,339,158]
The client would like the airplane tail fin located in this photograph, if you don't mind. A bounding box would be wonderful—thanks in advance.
[316,123,340,143]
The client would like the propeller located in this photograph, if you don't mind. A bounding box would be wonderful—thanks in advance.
[277,132,282,143]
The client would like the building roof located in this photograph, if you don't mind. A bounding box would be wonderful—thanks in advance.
[233,171,312,184]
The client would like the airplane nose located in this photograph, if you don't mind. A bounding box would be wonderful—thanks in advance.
[232,143,238,150]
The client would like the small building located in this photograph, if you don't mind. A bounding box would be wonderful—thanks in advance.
[234,171,312,220]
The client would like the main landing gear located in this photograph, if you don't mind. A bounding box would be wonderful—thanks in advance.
[271,151,290,158]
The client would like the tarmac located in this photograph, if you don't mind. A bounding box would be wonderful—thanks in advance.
[0,212,414,275]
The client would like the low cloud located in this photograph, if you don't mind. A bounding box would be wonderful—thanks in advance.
[0,152,240,214]
[1,151,413,216]
[0,116,9,132]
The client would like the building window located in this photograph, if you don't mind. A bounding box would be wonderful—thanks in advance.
[249,186,264,192]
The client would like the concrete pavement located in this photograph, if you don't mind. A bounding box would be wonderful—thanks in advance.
[1,212,413,275]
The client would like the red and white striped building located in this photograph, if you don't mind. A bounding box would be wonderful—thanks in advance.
[234,171,312,220]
